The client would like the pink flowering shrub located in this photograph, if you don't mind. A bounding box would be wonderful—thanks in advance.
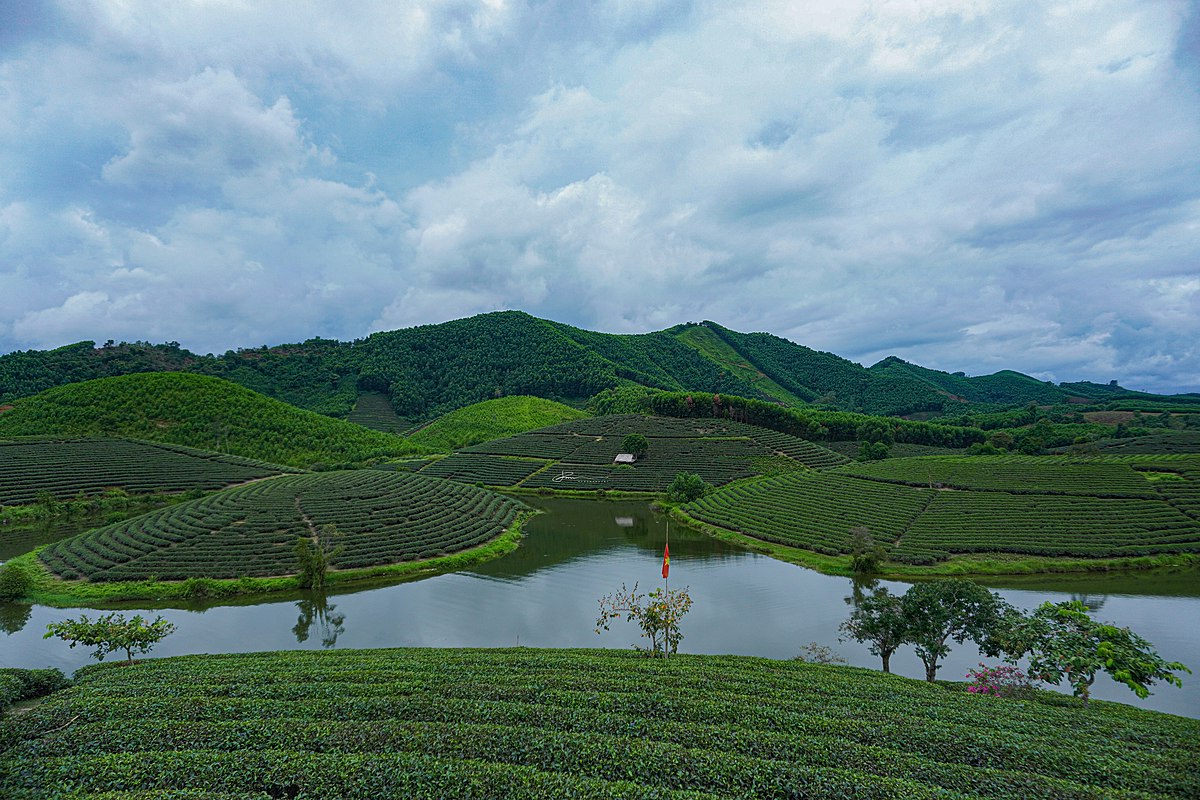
[965,663,1038,698]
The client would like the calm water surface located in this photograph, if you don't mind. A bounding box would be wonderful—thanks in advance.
[2,497,1198,718]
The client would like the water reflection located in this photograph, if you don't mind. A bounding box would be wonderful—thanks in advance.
[292,593,346,648]
[0,602,30,635]
[1,497,1197,718]
[1070,593,1108,612]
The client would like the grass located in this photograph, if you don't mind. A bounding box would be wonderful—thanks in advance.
[408,396,589,452]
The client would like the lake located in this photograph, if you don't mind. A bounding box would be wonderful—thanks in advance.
[3,497,1198,718]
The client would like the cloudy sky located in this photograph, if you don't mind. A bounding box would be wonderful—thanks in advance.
[1,1,1198,393]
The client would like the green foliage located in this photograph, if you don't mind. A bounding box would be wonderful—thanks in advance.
[857,440,891,461]
[666,472,710,503]
[409,396,588,451]
[644,390,986,448]
[0,560,35,600]
[37,471,528,583]
[901,580,1012,682]
[0,373,425,469]
[596,583,694,657]
[847,527,886,575]
[43,613,176,665]
[991,600,1191,707]
[839,590,908,673]
[0,668,68,711]
[4,648,1196,798]
[294,525,344,591]
[621,433,649,457]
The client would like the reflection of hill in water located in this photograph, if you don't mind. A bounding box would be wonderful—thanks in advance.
[470,497,748,581]
[980,569,1200,598]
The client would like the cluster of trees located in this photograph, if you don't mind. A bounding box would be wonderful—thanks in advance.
[0,373,422,469]
[841,579,1189,706]
[644,391,986,447]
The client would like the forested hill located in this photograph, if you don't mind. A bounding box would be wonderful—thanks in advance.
[1,311,1194,420]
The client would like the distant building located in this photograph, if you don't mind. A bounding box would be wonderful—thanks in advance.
[614,453,637,464]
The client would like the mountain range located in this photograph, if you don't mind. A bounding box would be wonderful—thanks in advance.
[1,311,1193,420]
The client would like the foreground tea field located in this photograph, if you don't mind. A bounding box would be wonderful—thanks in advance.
[0,437,293,506]
[421,414,848,491]
[36,471,527,582]
[683,455,1200,566]
[2,648,1196,799]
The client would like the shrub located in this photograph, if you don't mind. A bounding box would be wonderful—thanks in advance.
[0,561,34,601]
[965,663,1038,699]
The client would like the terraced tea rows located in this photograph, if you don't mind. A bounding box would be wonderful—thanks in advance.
[893,493,1200,564]
[684,472,932,554]
[436,415,846,491]
[3,648,1196,799]
[837,455,1158,498]
[0,437,291,506]
[682,454,1200,565]
[421,454,547,486]
[38,471,527,582]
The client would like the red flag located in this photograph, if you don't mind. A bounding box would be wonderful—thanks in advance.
[662,542,670,580]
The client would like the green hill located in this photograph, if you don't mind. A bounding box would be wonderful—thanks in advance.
[2,311,1194,421]
[408,396,589,451]
[0,373,424,469]
[2,647,1196,798]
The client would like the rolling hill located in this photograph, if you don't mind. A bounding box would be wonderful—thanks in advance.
[2,311,1196,421]
[0,373,424,468]
[408,396,589,451]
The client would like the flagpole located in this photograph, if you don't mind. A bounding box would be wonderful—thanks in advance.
[664,515,669,659]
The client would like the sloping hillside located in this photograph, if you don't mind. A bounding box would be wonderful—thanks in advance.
[2,311,1191,421]
[0,373,423,468]
[408,396,589,451]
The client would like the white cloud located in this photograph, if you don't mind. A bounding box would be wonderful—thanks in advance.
[0,0,1196,392]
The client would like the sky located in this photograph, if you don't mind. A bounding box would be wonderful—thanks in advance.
[1,1,1198,394]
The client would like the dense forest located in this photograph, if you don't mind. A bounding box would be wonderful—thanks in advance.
[1,311,1197,422]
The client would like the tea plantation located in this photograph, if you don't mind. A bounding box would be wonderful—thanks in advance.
[0,437,294,506]
[36,471,527,582]
[421,414,847,491]
[1,648,1196,799]
[682,454,1200,565]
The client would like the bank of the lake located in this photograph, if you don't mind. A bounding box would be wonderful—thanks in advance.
[3,498,1197,718]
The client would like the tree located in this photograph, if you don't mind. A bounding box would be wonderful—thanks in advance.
[666,472,710,503]
[989,601,1190,707]
[621,433,649,458]
[596,582,693,658]
[857,441,890,461]
[294,524,344,590]
[846,526,886,575]
[0,561,35,601]
[901,579,1012,682]
[44,613,176,665]
[840,589,907,673]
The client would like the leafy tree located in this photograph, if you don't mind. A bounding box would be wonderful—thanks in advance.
[901,579,1012,682]
[0,561,35,601]
[990,600,1190,707]
[856,440,891,461]
[44,613,176,665]
[621,433,649,458]
[846,526,886,575]
[666,472,710,503]
[840,589,907,673]
[596,582,694,658]
[294,524,344,590]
